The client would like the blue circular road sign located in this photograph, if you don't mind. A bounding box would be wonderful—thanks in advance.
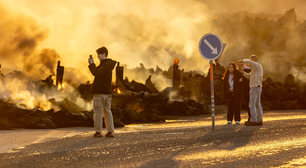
[199,33,223,60]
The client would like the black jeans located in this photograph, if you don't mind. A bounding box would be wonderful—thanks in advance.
[227,92,241,122]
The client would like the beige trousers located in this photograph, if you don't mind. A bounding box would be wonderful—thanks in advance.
[93,94,114,133]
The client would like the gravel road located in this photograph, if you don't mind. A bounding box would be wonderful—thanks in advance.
[0,110,305,168]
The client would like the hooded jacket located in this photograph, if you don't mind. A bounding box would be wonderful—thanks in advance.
[88,58,117,94]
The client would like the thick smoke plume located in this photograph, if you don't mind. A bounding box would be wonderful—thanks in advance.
[1,0,306,111]
[0,1,63,78]
[1,0,306,80]
[214,8,306,82]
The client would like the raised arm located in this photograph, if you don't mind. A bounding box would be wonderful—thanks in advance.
[242,59,261,70]
[88,64,110,77]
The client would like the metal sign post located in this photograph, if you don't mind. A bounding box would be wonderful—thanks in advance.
[209,60,215,130]
[198,33,225,131]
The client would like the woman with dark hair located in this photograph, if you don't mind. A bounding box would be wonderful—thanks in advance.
[222,62,243,124]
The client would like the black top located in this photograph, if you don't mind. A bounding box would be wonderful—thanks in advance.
[88,59,117,94]
[223,70,243,97]
[241,68,251,96]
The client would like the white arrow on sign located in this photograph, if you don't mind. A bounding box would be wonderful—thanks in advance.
[204,39,218,54]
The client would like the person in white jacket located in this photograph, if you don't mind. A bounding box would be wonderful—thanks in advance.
[238,54,263,126]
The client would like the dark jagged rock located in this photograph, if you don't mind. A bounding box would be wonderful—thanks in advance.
[0,103,33,120]
[207,63,226,105]
[15,117,56,129]
[277,8,297,29]
[156,65,163,74]
[77,82,93,101]
[121,109,165,124]
[142,94,169,114]
[284,74,295,87]
[130,80,149,92]
[140,110,165,122]
[42,75,54,87]
[122,77,150,92]
[145,75,158,93]
[262,77,305,110]
[0,102,57,129]
[49,110,91,128]
[0,118,12,130]
[122,110,144,123]
[164,100,206,116]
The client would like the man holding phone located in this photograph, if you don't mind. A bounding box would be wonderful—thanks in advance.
[88,46,117,137]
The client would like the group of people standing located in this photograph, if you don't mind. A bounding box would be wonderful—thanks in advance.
[222,54,264,126]
[87,46,265,138]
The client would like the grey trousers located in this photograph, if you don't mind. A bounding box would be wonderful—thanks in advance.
[249,87,263,123]
[93,94,114,133]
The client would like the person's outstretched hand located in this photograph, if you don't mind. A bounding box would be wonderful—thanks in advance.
[88,57,94,64]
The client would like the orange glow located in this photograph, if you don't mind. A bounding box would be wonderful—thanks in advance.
[215,16,218,20]
[52,76,56,85]
[173,58,179,65]
[192,94,198,102]
[117,88,121,94]
[57,82,67,92]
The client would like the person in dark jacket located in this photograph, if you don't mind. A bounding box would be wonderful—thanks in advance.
[238,61,251,122]
[88,46,117,138]
[222,62,243,124]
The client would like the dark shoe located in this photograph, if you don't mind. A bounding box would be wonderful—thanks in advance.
[257,122,263,126]
[244,120,250,124]
[93,132,102,137]
[105,132,115,138]
[245,121,257,126]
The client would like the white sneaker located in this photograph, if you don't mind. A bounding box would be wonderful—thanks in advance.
[227,121,232,124]
[236,121,240,124]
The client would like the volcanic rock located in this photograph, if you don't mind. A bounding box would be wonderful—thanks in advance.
[262,77,306,110]
[206,63,226,105]
[164,100,206,116]
[77,82,93,101]
[0,102,57,129]
[145,75,158,93]
[125,79,149,92]
[49,110,91,128]
[284,74,295,87]
[122,109,164,124]
[0,118,12,130]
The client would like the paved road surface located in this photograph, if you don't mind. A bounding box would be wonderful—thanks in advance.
[0,110,306,168]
